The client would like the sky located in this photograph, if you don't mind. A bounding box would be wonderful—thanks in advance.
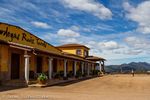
[0,0,150,65]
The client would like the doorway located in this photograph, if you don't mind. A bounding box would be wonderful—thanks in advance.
[52,59,57,73]
[36,56,43,73]
[11,53,20,79]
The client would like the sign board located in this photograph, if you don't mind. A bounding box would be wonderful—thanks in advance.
[0,23,61,54]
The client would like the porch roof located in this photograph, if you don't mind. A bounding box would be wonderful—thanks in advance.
[86,56,106,61]
[0,40,96,64]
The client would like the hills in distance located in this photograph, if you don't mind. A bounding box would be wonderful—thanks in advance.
[105,62,150,74]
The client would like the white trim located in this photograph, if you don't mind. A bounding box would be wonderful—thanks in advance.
[64,59,67,77]
[48,58,53,79]
[74,61,77,76]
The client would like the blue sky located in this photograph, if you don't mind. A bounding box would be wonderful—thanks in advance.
[0,0,150,65]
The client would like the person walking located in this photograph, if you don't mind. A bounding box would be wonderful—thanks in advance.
[131,69,134,77]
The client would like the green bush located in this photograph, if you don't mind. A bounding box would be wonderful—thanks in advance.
[37,73,48,81]
[68,71,73,77]
[82,72,88,77]
[75,70,82,78]
[92,70,100,75]
[53,71,64,79]
[53,73,60,78]
[59,71,64,77]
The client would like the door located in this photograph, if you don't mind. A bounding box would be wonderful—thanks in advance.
[11,53,20,79]
[36,56,42,73]
[79,62,82,71]
[52,59,57,73]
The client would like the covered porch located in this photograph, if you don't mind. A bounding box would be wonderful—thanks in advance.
[86,56,106,74]
[0,41,97,87]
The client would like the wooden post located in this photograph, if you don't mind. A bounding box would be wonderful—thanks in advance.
[48,58,53,79]
[64,59,67,78]
[74,61,77,76]
[81,62,84,75]
[24,51,30,85]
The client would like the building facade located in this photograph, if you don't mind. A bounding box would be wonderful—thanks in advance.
[0,22,105,85]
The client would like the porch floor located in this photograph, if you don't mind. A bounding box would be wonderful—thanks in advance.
[28,76,95,88]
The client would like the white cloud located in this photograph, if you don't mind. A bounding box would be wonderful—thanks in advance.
[57,29,80,37]
[136,26,150,34]
[31,21,51,29]
[61,0,112,20]
[123,2,134,11]
[70,25,80,31]
[98,41,121,50]
[124,36,150,56]
[124,49,142,55]
[123,1,150,34]
[60,38,79,44]
[124,36,148,49]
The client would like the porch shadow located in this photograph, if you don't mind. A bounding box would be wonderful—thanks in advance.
[0,86,27,92]
[48,76,99,87]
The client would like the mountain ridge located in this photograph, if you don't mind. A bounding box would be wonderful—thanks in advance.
[105,62,150,73]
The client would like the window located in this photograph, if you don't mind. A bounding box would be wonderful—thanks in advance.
[84,50,88,57]
[76,49,82,55]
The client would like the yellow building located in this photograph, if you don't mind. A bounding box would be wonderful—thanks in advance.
[0,22,105,86]
[57,44,90,58]
[57,44,106,74]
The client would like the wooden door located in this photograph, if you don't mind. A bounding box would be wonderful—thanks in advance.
[11,53,20,79]
[36,56,42,73]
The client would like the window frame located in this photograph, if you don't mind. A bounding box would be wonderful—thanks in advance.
[76,49,82,55]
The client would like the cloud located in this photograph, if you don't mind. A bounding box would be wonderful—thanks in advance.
[31,21,51,29]
[57,29,80,37]
[123,2,134,11]
[70,25,80,31]
[123,1,150,34]
[98,41,121,50]
[60,38,79,44]
[123,49,143,55]
[124,36,150,55]
[124,36,148,49]
[61,0,112,20]
[136,26,150,34]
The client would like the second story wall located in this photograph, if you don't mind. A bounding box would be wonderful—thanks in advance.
[59,47,89,58]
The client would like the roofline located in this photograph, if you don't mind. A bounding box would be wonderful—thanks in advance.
[56,43,90,49]
[57,45,90,50]
[0,22,62,53]
[86,56,106,61]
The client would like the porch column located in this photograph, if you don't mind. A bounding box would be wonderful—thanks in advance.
[64,59,67,77]
[48,58,53,79]
[102,61,105,73]
[99,61,102,72]
[74,61,77,76]
[81,62,84,75]
[24,53,30,85]
[87,63,90,76]
[94,63,96,70]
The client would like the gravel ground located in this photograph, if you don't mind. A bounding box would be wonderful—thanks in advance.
[0,74,150,100]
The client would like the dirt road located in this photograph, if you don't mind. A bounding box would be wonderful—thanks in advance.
[0,74,150,100]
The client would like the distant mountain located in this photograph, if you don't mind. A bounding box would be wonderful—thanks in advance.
[105,62,150,73]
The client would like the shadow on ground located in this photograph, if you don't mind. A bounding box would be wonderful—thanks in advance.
[0,76,101,91]
[0,86,27,92]
[49,76,100,87]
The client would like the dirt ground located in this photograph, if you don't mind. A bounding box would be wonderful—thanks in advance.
[0,74,150,100]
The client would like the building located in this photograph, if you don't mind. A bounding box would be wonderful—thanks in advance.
[57,44,90,58]
[0,22,105,86]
